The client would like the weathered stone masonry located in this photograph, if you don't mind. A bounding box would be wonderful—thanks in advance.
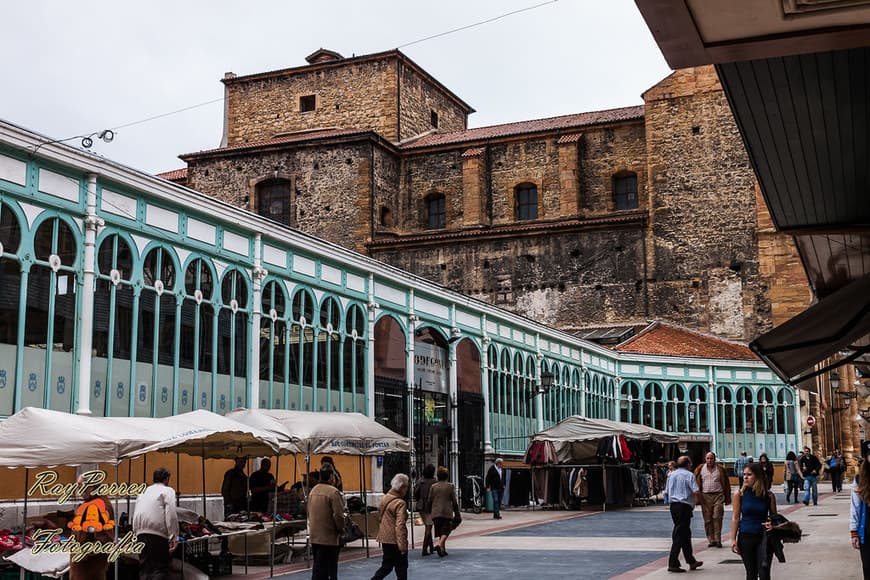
[173,51,809,343]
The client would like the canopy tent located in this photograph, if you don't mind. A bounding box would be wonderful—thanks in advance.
[226,409,411,455]
[0,407,282,468]
[530,416,678,464]
[122,409,281,459]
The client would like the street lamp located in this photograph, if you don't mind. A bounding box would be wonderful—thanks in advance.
[539,370,554,395]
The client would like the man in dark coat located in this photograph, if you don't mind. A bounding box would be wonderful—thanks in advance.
[485,458,506,520]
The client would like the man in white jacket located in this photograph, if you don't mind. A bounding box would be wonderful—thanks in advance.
[132,467,179,580]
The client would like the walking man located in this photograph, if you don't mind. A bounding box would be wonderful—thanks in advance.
[665,456,703,573]
[485,458,506,520]
[799,446,822,505]
[308,465,345,580]
[734,450,749,478]
[132,467,179,580]
[694,451,731,548]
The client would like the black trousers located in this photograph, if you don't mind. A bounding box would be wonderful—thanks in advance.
[860,538,870,579]
[371,543,408,580]
[668,502,697,568]
[137,533,170,580]
[831,468,844,492]
[737,531,772,580]
[312,544,340,580]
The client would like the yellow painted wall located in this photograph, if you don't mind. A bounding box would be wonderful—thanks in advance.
[0,453,373,501]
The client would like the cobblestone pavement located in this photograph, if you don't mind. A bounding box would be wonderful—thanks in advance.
[232,484,858,579]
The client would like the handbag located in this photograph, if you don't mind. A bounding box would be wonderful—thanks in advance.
[450,514,462,531]
[339,514,364,546]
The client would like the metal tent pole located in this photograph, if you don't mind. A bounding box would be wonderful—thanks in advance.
[270,454,279,578]
[361,455,370,558]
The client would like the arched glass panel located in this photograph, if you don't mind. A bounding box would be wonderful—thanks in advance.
[23,218,78,412]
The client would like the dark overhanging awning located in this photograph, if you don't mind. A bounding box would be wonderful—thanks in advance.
[749,273,870,384]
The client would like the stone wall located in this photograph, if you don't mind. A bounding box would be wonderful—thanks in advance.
[398,63,467,141]
[370,224,649,327]
[186,141,391,253]
[755,184,812,327]
[643,66,767,341]
[400,151,465,230]
[580,123,647,216]
[224,56,400,145]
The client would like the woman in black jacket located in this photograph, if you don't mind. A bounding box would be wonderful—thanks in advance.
[758,453,775,491]
[413,464,437,556]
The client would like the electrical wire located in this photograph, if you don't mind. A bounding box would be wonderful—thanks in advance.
[397,0,558,49]
[39,1,558,151]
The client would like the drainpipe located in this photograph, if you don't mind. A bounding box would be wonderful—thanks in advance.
[76,173,101,415]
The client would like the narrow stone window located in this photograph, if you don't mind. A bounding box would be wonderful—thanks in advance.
[515,183,538,221]
[425,193,446,229]
[299,95,316,113]
[613,172,638,210]
[431,110,439,129]
[256,179,294,226]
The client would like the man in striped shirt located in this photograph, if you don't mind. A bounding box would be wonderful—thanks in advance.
[665,456,703,573]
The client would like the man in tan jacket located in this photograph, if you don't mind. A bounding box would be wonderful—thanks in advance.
[694,451,732,548]
[372,474,409,580]
[307,466,345,580]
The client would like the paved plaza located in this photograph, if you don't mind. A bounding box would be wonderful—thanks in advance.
[227,483,860,579]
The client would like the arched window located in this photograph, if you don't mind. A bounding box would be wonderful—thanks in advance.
[259,280,287,409]
[217,270,248,412]
[689,384,708,432]
[256,179,294,226]
[179,258,216,412]
[136,246,178,415]
[515,183,538,221]
[317,297,341,411]
[0,203,21,415]
[620,381,641,423]
[342,304,367,411]
[290,289,316,409]
[613,172,638,210]
[93,234,135,416]
[667,384,687,432]
[24,217,79,411]
[425,193,446,229]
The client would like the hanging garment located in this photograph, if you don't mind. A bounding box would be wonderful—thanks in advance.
[573,468,589,499]
[618,436,632,462]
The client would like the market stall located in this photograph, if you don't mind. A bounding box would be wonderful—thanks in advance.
[0,407,283,579]
[525,416,679,510]
[226,409,412,560]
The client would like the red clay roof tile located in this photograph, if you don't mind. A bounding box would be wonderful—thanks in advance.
[157,167,187,181]
[181,128,370,158]
[614,321,758,360]
[402,105,643,150]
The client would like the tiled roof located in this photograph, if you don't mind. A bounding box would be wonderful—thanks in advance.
[402,105,644,150]
[156,168,187,181]
[614,321,757,360]
[180,128,371,159]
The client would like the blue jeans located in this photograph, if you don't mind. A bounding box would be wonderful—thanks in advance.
[491,488,504,517]
[803,475,818,504]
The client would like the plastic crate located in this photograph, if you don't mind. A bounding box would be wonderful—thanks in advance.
[191,553,233,577]
[182,537,210,558]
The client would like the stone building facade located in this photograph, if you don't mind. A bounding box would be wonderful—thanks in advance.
[169,49,809,343]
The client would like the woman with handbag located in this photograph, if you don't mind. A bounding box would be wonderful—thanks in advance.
[758,453,775,491]
[428,466,460,558]
[849,445,870,578]
[784,451,802,504]
[413,464,437,556]
[730,462,777,579]
[372,474,409,580]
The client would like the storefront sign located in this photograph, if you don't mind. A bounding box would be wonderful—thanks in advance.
[414,342,447,394]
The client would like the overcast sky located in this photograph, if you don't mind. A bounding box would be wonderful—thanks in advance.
[2,1,671,175]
